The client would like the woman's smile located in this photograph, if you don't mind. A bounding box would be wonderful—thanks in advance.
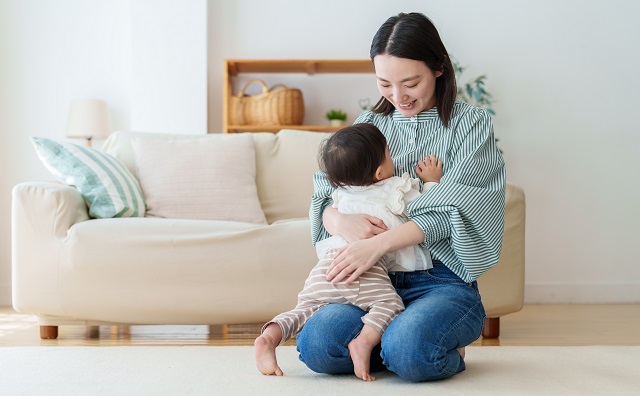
[398,99,417,110]
[374,54,442,117]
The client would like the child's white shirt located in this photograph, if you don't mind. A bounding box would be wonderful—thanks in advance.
[315,173,438,272]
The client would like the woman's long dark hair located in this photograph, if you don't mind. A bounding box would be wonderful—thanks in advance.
[370,12,456,128]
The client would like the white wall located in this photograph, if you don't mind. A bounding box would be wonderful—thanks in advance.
[1,0,638,305]
[0,0,208,305]
[0,0,133,305]
[132,0,208,134]
[208,0,640,303]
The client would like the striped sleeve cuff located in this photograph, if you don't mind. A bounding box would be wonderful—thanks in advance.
[310,197,333,245]
[410,211,451,248]
[309,171,335,245]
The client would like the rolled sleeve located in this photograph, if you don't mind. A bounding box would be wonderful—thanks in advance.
[407,209,451,248]
[309,171,334,245]
[407,107,506,281]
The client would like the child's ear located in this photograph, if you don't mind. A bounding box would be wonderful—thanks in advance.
[374,166,384,181]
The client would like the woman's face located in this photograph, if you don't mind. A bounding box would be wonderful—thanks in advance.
[373,54,442,117]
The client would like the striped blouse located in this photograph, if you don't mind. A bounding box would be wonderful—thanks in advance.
[309,101,506,283]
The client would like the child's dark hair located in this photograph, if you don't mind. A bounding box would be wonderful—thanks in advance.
[319,123,388,188]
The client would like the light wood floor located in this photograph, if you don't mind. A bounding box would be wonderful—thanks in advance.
[1,304,639,347]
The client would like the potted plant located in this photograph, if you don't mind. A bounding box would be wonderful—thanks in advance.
[326,109,348,126]
[452,58,495,115]
[453,58,501,152]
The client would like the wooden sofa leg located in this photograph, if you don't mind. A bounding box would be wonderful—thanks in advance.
[482,317,500,338]
[86,325,100,338]
[40,325,59,339]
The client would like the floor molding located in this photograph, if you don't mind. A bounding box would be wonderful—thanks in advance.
[525,282,640,303]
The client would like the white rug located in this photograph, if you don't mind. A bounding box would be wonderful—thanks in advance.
[1,346,638,395]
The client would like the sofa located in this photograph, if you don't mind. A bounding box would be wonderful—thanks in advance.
[12,129,525,339]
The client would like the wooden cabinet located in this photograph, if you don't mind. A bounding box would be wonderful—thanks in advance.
[223,59,374,133]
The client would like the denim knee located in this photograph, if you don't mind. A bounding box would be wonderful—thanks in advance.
[382,341,462,381]
[296,304,365,374]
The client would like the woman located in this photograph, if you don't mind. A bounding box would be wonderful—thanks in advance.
[297,12,506,382]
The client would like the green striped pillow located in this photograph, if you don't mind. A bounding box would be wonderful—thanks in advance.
[31,137,146,218]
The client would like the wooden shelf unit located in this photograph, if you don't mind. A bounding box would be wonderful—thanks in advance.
[223,59,374,133]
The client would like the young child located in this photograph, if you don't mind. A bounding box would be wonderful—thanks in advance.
[254,123,443,381]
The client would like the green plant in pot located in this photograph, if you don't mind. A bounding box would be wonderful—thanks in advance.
[326,109,347,127]
[452,58,495,115]
[453,58,501,151]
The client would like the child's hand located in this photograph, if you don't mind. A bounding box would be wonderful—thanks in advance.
[415,155,443,183]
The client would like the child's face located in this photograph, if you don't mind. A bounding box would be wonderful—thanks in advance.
[377,145,395,181]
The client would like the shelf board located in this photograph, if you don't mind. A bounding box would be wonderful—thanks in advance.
[226,125,340,133]
[226,59,374,76]
[223,59,373,133]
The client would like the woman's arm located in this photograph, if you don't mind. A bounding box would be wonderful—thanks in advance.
[310,171,386,245]
[323,207,387,242]
[326,220,424,284]
[407,106,506,282]
[309,171,336,245]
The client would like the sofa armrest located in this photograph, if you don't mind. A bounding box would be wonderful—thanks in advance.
[12,182,90,314]
[477,182,526,318]
[12,182,89,239]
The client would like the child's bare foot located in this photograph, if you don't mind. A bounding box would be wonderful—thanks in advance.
[348,337,375,381]
[347,325,381,381]
[254,331,283,376]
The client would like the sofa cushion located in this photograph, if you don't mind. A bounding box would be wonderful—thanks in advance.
[30,137,146,218]
[131,134,267,224]
[102,130,332,223]
[57,216,317,324]
[254,130,332,223]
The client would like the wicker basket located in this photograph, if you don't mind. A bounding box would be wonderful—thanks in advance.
[229,79,304,126]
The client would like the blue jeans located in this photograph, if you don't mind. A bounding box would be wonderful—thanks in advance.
[295,262,486,382]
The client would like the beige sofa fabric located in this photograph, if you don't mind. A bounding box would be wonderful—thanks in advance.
[12,130,524,330]
[253,130,332,223]
[131,135,267,224]
[478,184,526,317]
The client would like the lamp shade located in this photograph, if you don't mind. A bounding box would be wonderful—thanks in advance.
[66,99,112,140]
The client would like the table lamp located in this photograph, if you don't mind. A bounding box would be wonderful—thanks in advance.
[66,99,112,147]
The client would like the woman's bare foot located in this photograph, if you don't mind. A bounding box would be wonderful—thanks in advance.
[347,325,381,381]
[254,324,284,376]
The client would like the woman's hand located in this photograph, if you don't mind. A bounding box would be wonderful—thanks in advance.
[326,220,426,285]
[323,207,387,243]
[326,237,385,285]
